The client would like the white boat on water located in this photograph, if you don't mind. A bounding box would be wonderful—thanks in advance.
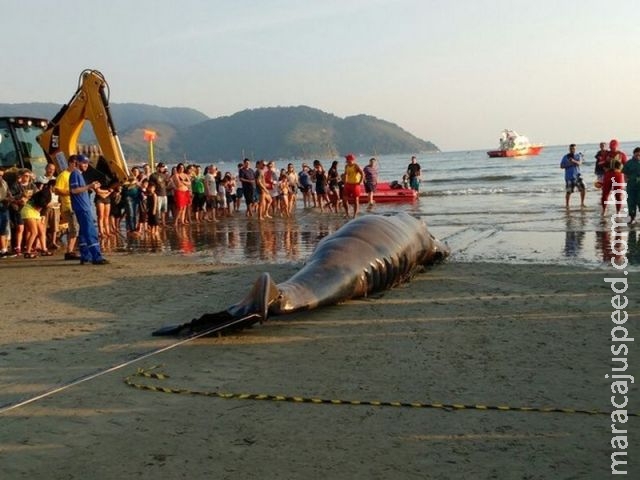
[487,129,543,158]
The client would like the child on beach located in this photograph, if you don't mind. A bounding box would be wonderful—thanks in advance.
[278,171,291,217]
[146,182,159,236]
[217,175,229,218]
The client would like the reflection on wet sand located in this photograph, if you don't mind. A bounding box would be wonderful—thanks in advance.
[96,203,640,269]
[595,228,629,267]
[98,211,348,264]
[564,210,640,267]
[563,212,586,258]
[627,230,640,265]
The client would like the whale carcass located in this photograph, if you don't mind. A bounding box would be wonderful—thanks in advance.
[152,212,449,336]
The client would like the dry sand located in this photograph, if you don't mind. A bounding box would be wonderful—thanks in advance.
[0,251,637,479]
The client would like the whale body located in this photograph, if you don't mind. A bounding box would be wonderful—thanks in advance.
[152,212,449,336]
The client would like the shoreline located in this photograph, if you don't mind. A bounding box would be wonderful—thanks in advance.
[3,203,638,271]
[1,252,636,478]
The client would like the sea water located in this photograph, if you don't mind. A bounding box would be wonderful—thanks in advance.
[117,141,640,269]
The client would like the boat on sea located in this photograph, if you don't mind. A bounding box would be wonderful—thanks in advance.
[487,129,543,158]
[359,181,418,203]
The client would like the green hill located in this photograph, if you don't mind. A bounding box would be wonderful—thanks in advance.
[173,106,438,162]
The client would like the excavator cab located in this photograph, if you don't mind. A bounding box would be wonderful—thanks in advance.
[0,117,49,181]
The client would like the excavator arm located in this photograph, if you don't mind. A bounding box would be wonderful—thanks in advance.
[38,69,129,183]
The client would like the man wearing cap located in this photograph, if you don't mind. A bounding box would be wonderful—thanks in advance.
[600,139,627,215]
[69,155,108,265]
[55,156,81,260]
[149,162,169,225]
[343,153,364,218]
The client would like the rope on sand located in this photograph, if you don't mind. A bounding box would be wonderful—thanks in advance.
[0,318,254,415]
[125,366,638,417]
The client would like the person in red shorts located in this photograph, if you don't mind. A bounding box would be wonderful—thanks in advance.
[343,153,364,218]
[171,163,192,226]
[599,139,627,215]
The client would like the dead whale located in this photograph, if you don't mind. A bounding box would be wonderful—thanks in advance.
[152,212,449,336]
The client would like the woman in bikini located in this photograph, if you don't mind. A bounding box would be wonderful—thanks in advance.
[171,163,192,226]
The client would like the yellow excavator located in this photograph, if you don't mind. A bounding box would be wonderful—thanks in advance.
[37,69,130,184]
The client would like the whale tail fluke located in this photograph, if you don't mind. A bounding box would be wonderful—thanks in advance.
[151,311,263,337]
[226,272,279,321]
[151,272,279,337]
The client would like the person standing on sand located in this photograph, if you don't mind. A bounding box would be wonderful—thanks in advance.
[38,162,60,249]
[622,147,640,225]
[599,139,627,215]
[69,155,108,265]
[171,163,191,226]
[286,163,299,214]
[8,168,35,255]
[204,165,218,222]
[407,156,421,192]
[145,181,159,236]
[238,158,256,217]
[148,163,169,225]
[298,164,313,208]
[0,166,12,256]
[255,160,272,220]
[560,144,586,209]
[327,160,340,213]
[54,157,81,260]
[343,153,364,218]
[594,142,607,189]
[363,157,378,209]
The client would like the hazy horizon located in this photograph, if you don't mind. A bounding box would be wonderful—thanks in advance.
[2,0,638,152]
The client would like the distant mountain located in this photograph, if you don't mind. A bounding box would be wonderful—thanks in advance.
[173,106,438,162]
[0,102,207,132]
[0,103,438,162]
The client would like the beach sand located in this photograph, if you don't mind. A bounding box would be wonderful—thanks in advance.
[1,238,636,479]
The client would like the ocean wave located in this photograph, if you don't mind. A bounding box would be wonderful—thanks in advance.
[424,187,557,196]
[429,174,517,184]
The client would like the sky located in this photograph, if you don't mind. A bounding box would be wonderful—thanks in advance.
[1,0,639,152]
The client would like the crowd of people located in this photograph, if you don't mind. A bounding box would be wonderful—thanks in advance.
[560,139,640,224]
[1,153,424,262]
[4,142,638,264]
[0,154,109,263]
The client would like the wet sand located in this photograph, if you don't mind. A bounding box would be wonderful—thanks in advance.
[0,213,638,479]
